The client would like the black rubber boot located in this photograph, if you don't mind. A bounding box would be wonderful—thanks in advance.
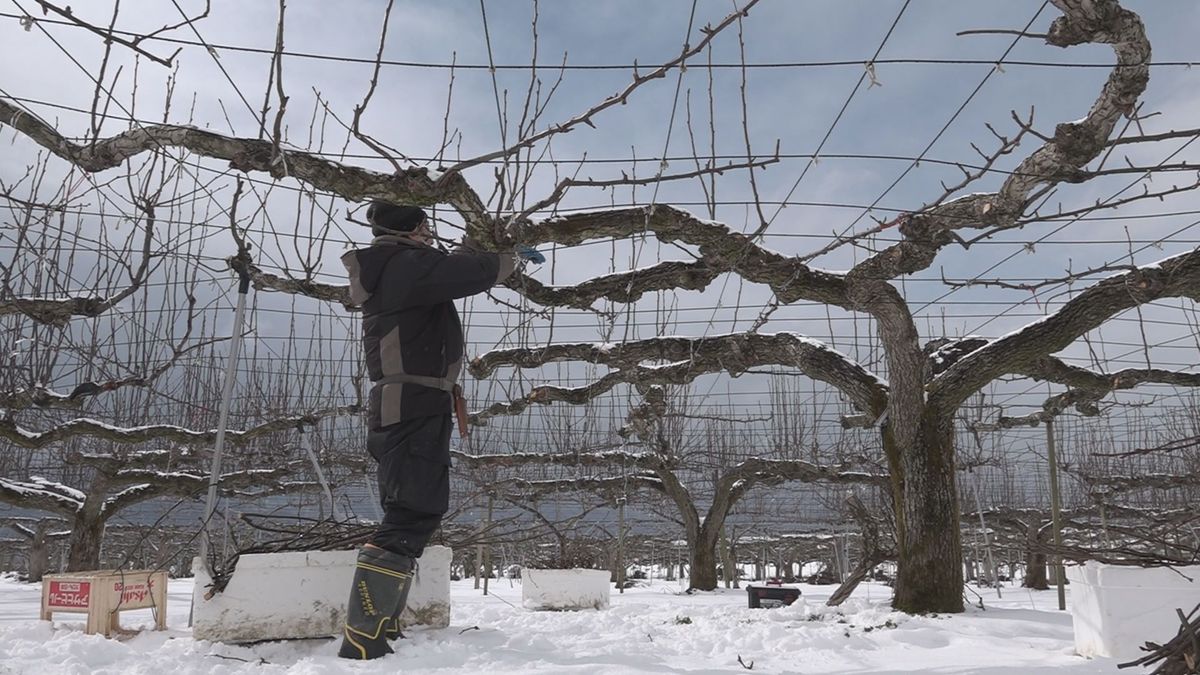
[337,547,415,660]
[384,570,414,641]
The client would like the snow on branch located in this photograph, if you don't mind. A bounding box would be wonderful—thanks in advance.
[0,404,361,449]
[469,332,888,424]
[0,207,157,326]
[101,464,308,514]
[486,474,666,501]
[0,476,83,515]
[453,448,667,471]
[929,248,1200,409]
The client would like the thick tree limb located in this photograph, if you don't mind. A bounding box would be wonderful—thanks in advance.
[0,405,360,449]
[469,332,889,423]
[228,255,718,313]
[453,448,668,471]
[1080,472,1200,494]
[228,257,356,310]
[486,474,666,501]
[848,0,1151,281]
[0,477,81,515]
[930,248,1200,409]
[722,458,889,507]
[514,205,853,307]
[101,466,306,514]
[0,98,489,233]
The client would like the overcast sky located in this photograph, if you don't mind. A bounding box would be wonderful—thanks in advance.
[3,0,1200,459]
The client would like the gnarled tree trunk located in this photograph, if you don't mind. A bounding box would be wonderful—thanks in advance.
[1022,521,1050,590]
[888,412,965,613]
[66,481,109,572]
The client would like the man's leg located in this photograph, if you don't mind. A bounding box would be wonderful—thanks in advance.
[336,546,415,659]
[337,415,451,659]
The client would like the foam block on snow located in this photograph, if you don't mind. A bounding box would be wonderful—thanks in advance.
[1066,561,1200,660]
[192,545,451,642]
[521,568,611,610]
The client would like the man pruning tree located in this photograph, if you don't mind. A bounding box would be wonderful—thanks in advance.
[336,201,543,660]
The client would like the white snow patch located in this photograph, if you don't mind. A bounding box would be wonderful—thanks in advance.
[0,575,1126,673]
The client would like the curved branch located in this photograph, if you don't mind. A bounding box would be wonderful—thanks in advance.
[0,405,360,449]
[487,474,666,501]
[930,247,1200,409]
[849,0,1151,280]
[0,477,82,515]
[0,97,488,231]
[470,332,889,421]
[517,205,853,307]
[721,458,889,507]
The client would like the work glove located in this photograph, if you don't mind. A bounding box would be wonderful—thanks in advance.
[516,244,546,264]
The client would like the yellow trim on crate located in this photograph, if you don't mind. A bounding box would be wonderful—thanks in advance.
[356,562,413,581]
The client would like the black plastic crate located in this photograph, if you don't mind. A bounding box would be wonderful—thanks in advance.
[746,585,801,609]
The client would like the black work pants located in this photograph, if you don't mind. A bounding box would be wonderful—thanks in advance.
[368,414,452,558]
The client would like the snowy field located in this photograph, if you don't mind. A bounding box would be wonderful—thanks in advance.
[0,574,1127,674]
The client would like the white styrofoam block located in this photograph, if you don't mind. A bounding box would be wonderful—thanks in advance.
[192,545,452,643]
[1066,561,1200,660]
[521,568,611,611]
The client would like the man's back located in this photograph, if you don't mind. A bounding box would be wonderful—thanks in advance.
[341,235,512,429]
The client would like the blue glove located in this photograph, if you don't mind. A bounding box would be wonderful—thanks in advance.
[516,244,546,264]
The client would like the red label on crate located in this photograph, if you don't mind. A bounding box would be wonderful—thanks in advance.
[113,581,149,604]
[47,580,91,608]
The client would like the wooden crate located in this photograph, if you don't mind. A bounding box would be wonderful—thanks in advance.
[41,569,167,637]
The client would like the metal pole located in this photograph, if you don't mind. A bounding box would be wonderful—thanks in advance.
[482,493,493,596]
[1046,419,1066,611]
[197,271,251,575]
[300,429,339,520]
[969,469,1002,598]
[617,496,626,594]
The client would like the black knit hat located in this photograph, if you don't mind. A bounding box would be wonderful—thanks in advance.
[366,201,427,235]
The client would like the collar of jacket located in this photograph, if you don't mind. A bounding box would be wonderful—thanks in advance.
[370,234,434,249]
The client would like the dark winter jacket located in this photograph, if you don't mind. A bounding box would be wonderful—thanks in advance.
[341,236,515,429]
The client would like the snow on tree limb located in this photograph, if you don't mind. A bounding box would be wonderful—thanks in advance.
[0,405,360,449]
[469,332,889,423]
[0,477,83,514]
[929,248,1200,409]
[486,474,667,501]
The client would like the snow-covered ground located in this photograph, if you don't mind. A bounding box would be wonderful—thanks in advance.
[0,574,1125,674]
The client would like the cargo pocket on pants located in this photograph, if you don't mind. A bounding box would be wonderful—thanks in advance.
[374,416,452,516]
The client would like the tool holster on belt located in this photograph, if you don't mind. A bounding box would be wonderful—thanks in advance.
[452,384,470,439]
